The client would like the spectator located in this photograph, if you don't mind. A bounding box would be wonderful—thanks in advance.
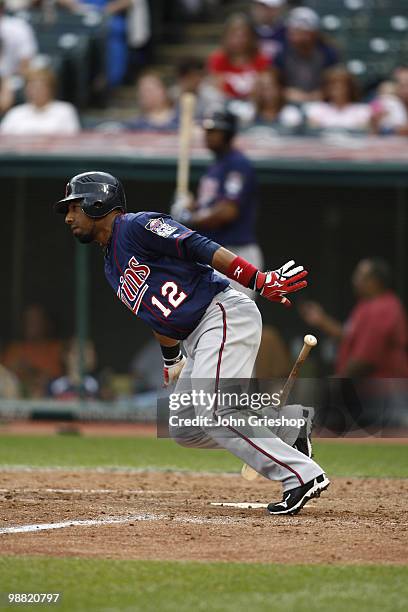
[48,338,99,400]
[2,304,64,397]
[250,69,303,131]
[0,0,38,79]
[275,6,339,103]
[127,0,151,79]
[0,65,80,135]
[169,57,224,119]
[305,67,372,132]
[126,71,178,131]
[299,258,408,379]
[207,13,269,100]
[251,0,287,61]
[64,0,131,87]
[371,69,408,135]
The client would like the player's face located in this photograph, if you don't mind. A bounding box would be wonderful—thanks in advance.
[205,129,228,153]
[65,202,95,244]
[352,260,372,298]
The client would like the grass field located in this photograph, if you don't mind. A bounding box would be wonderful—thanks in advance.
[1,558,407,612]
[0,435,408,478]
[1,434,407,612]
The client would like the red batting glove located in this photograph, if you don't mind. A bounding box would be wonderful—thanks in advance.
[255,260,308,307]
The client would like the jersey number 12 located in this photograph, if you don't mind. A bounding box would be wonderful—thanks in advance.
[152,281,187,318]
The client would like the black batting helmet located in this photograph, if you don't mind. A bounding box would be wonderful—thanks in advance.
[54,171,127,219]
[202,107,237,137]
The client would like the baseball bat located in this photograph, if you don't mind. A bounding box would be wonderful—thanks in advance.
[176,93,196,198]
[241,334,318,481]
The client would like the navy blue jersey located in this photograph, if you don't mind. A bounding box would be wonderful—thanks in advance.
[104,213,228,340]
[196,149,257,246]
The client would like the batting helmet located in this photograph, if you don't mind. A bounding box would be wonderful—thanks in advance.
[202,108,237,136]
[54,171,127,219]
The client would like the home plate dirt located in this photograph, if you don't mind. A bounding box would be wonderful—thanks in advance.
[0,470,407,564]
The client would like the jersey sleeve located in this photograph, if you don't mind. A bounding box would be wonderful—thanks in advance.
[127,212,220,264]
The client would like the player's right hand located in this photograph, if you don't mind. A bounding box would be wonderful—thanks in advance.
[163,354,187,387]
[170,192,194,221]
[255,260,308,307]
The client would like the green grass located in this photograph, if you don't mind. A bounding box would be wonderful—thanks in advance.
[0,558,407,612]
[0,435,407,478]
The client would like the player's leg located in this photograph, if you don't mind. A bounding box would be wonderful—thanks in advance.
[184,288,326,493]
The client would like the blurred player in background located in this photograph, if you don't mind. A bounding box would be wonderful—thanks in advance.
[171,107,262,299]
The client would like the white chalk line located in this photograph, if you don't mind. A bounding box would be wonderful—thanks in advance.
[0,512,243,535]
[0,488,189,495]
[211,502,267,509]
[0,514,162,534]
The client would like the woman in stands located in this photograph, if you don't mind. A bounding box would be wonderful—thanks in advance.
[250,68,303,132]
[207,13,269,100]
[0,64,80,134]
[304,66,372,133]
[126,71,178,132]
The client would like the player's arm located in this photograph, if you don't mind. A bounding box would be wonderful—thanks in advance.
[212,246,308,308]
[172,165,247,229]
[186,199,239,230]
[299,301,343,339]
[153,331,186,387]
[133,215,308,307]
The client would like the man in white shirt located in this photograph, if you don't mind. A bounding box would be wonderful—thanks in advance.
[0,1,38,78]
[0,65,81,134]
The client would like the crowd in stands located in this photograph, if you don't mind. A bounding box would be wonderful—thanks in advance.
[2,2,408,404]
[1,0,408,136]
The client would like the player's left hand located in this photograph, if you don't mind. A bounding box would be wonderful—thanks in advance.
[163,354,187,387]
[255,260,308,307]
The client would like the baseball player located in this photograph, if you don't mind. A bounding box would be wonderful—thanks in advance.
[54,171,330,515]
[171,108,262,299]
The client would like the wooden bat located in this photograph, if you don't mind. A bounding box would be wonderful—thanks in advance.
[176,93,196,198]
[241,334,318,481]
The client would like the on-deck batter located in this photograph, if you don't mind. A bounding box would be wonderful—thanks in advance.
[54,171,330,516]
[171,107,263,299]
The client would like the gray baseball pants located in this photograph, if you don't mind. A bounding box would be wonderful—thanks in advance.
[169,287,325,492]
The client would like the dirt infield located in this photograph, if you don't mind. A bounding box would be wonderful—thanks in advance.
[1,469,407,564]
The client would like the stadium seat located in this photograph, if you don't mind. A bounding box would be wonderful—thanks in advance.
[305,0,408,88]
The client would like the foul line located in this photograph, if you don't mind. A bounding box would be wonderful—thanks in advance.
[0,488,189,495]
[0,512,242,535]
[211,502,267,509]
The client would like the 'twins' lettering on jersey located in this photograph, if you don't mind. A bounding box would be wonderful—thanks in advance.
[104,212,228,339]
[117,256,150,315]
